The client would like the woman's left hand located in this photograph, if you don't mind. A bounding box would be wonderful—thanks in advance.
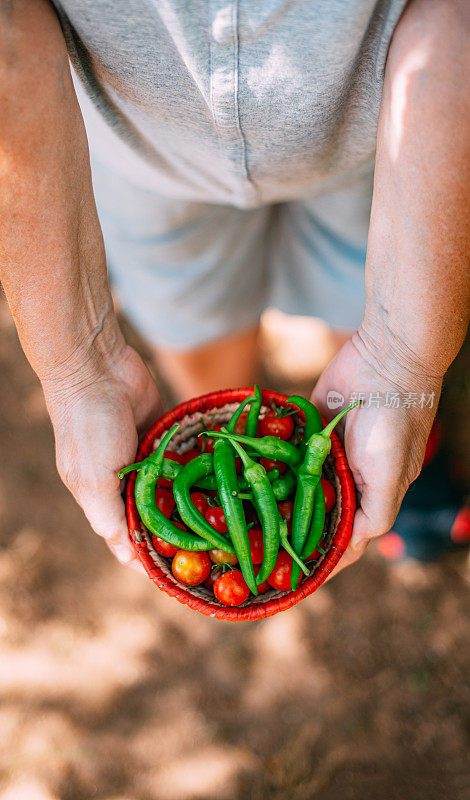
[311,330,441,577]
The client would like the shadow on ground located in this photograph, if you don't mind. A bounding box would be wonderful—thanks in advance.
[0,295,468,800]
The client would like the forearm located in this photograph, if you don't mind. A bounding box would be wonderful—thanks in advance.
[359,0,470,386]
[0,1,123,401]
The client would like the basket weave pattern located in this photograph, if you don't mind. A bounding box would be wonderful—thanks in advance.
[125,388,356,621]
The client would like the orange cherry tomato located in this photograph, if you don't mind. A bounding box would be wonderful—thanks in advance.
[209,549,238,565]
[234,413,248,435]
[171,550,211,586]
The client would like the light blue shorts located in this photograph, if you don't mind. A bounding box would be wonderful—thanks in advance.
[92,160,373,350]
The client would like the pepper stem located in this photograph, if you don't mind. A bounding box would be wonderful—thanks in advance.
[226,394,256,434]
[118,461,146,478]
[200,431,257,469]
[118,422,180,480]
[226,436,256,469]
[320,401,360,439]
[231,492,254,501]
[279,519,310,576]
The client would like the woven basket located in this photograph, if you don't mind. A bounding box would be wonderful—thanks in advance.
[124,388,356,621]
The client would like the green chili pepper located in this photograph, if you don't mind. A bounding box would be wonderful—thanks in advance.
[271,469,297,501]
[301,482,326,560]
[118,425,212,551]
[287,395,323,448]
[290,402,359,589]
[217,435,280,586]
[245,384,262,437]
[160,459,279,491]
[213,442,258,595]
[209,394,259,594]
[173,454,236,552]
[202,430,303,469]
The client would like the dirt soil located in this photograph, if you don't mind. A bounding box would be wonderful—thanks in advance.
[0,293,469,800]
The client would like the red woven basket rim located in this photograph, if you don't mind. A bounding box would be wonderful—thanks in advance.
[124,388,356,621]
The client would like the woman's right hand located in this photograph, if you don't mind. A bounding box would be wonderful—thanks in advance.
[43,345,162,572]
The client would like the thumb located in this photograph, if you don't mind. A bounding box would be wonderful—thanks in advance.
[78,471,144,571]
[350,477,405,549]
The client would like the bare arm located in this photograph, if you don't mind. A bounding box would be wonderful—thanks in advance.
[0,0,160,568]
[361,0,470,383]
[313,0,470,571]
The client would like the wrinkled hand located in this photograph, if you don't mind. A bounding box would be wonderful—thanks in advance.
[43,346,162,572]
[312,331,441,577]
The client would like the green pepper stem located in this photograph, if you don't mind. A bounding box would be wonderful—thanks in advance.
[226,394,256,434]
[245,384,262,437]
[118,422,180,480]
[279,519,310,576]
[320,401,360,439]
[228,437,256,469]
[232,492,254,501]
[118,461,145,478]
[203,431,257,470]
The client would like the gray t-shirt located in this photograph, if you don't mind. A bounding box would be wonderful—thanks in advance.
[53,0,407,208]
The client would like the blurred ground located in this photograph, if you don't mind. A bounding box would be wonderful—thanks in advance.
[0,292,469,800]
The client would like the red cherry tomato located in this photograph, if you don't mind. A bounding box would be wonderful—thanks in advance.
[182,448,201,464]
[260,414,294,440]
[172,550,211,586]
[234,457,243,474]
[277,500,294,531]
[260,457,287,475]
[155,488,176,518]
[254,565,270,594]
[209,549,238,565]
[320,478,336,514]
[248,528,264,564]
[205,505,228,533]
[204,564,224,590]
[198,424,221,454]
[422,421,441,469]
[191,491,210,516]
[214,570,250,606]
[235,413,261,436]
[267,551,300,591]
[152,536,179,557]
